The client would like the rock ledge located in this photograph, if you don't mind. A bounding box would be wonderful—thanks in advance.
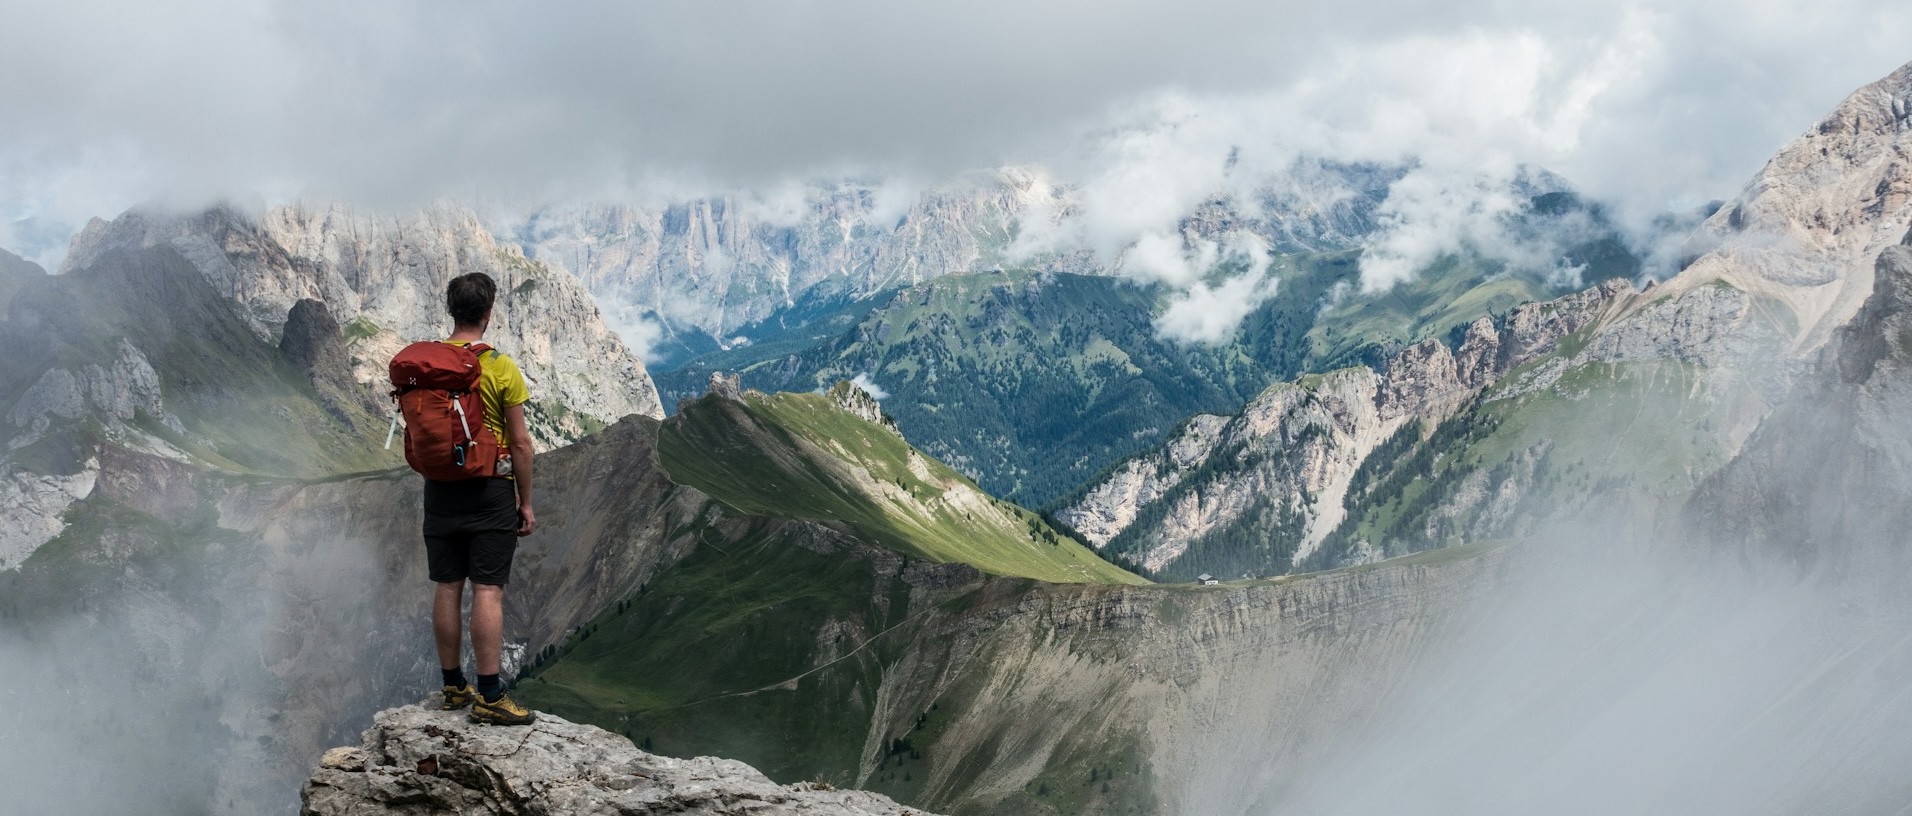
[302,702,935,815]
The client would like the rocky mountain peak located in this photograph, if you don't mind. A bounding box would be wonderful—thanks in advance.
[303,703,936,815]
[65,202,663,447]
[827,380,900,435]
[1657,59,1912,353]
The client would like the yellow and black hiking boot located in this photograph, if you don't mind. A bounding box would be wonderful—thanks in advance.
[469,692,537,726]
[441,684,478,710]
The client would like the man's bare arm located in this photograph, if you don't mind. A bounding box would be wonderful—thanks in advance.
[504,403,535,536]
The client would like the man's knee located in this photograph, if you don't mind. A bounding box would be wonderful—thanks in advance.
[471,582,505,602]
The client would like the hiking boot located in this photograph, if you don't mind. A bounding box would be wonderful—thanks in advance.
[469,692,537,726]
[441,684,478,710]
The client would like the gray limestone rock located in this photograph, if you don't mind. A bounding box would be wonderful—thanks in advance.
[66,203,664,449]
[707,372,743,402]
[1059,277,1634,573]
[301,703,937,816]
[826,380,899,435]
[280,298,349,375]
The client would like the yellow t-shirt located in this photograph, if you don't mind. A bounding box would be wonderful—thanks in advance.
[447,340,530,444]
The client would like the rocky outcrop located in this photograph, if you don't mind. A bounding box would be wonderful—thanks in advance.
[1061,278,1631,575]
[303,703,934,816]
[1053,414,1229,547]
[280,298,350,374]
[1687,228,1912,573]
[65,203,664,447]
[7,339,169,440]
[1649,60,1912,354]
[827,380,900,435]
[0,460,98,570]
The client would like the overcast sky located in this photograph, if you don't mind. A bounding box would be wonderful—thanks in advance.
[1,0,1907,271]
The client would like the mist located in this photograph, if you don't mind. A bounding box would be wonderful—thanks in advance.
[1172,242,1912,814]
[4,0,1909,320]
[1176,524,1912,815]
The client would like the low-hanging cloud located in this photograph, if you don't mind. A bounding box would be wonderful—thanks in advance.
[850,373,890,401]
[2,0,1907,311]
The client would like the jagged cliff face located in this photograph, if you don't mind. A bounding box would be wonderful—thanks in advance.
[512,173,1071,343]
[1057,279,1633,577]
[0,203,666,571]
[1660,60,1912,353]
[1687,226,1912,573]
[67,204,664,447]
[1058,61,1912,581]
[509,162,1398,342]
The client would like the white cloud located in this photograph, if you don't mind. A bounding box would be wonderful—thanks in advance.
[1156,268,1281,345]
[850,373,890,401]
[1,0,1907,334]
[602,306,666,364]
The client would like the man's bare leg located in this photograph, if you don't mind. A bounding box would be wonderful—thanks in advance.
[472,583,505,676]
[433,580,465,672]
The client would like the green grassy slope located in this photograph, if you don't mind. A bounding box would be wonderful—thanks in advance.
[517,515,935,784]
[659,389,1145,585]
[514,522,1166,814]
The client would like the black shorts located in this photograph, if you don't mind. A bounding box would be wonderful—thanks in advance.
[423,478,520,586]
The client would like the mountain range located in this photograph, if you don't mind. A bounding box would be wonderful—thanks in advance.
[2,58,1911,816]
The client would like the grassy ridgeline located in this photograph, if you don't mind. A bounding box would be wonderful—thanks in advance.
[660,390,1144,586]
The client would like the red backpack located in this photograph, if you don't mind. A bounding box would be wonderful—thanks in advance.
[387,341,504,480]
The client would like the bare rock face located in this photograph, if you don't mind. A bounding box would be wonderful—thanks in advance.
[510,162,1397,341]
[1062,278,1631,574]
[1054,414,1230,547]
[827,380,900,435]
[1655,59,1912,353]
[513,173,1077,341]
[302,703,936,816]
[65,203,665,448]
[279,298,349,374]
[707,371,744,402]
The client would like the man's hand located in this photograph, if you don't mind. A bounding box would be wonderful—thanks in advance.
[518,504,537,537]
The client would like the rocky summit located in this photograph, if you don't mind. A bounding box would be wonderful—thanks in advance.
[303,702,937,816]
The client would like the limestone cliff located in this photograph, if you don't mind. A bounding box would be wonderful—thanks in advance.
[1686,225,1912,574]
[304,703,934,816]
[65,203,665,447]
[1060,59,1912,580]
[508,162,1397,343]
[1056,279,1632,576]
[1650,60,1912,355]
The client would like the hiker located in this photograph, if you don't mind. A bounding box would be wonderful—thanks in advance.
[388,272,539,726]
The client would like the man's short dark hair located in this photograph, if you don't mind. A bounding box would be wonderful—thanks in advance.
[447,273,497,328]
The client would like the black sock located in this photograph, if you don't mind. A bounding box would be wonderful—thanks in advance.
[478,674,503,703]
[442,667,467,689]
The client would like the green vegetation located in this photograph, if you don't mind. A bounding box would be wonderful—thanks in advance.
[1302,357,1743,569]
[658,206,1630,510]
[341,316,381,343]
[658,390,1145,585]
[517,517,906,782]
